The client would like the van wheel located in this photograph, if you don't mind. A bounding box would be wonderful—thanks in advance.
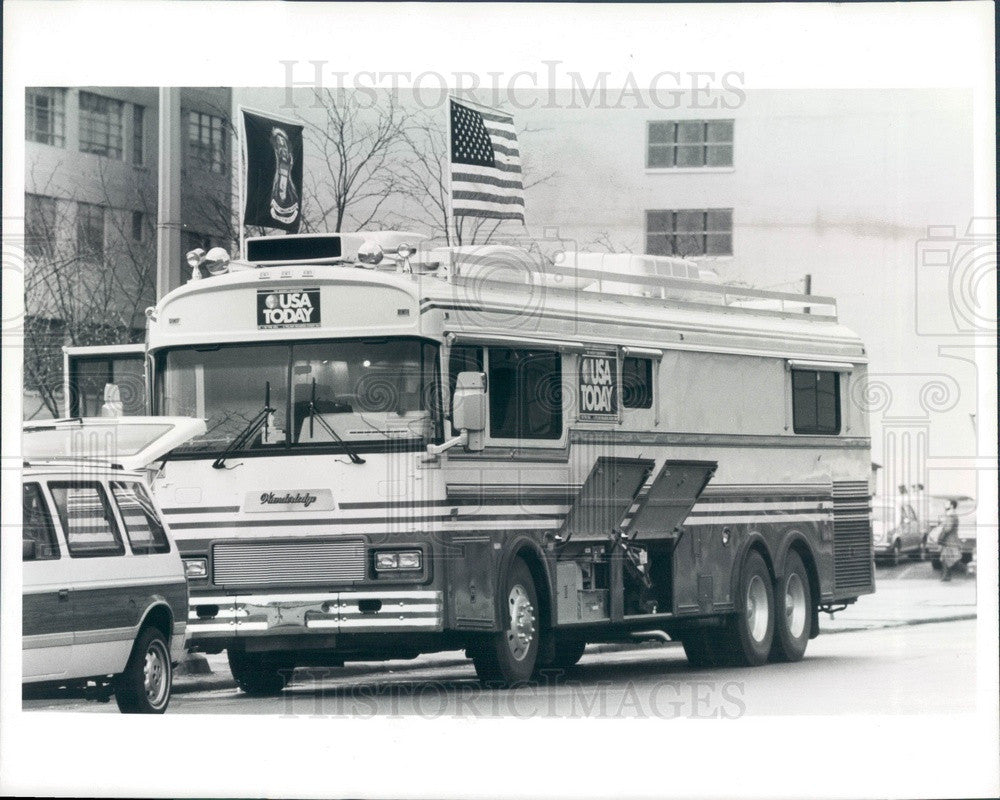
[770,551,812,663]
[719,550,775,667]
[228,649,294,696]
[471,557,538,686]
[115,627,172,714]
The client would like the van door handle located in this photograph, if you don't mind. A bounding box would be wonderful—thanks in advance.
[57,589,69,601]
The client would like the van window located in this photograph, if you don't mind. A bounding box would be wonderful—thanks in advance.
[111,482,170,554]
[49,482,126,558]
[488,348,562,441]
[791,369,841,435]
[622,357,653,409]
[23,483,59,560]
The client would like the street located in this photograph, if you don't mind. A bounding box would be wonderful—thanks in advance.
[23,564,978,718]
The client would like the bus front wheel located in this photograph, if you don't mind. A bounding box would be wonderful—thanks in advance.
[471,557,539,687]
[228,649,294,696]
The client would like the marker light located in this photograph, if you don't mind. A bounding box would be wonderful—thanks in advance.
[202,246,231,276]
[357,241,384,266]
[396,244,417,259]
[186,248,206,280]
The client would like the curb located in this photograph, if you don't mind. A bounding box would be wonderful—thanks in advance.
[172,613,976,695]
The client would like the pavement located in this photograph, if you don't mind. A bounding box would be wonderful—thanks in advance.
[173,560,978,695]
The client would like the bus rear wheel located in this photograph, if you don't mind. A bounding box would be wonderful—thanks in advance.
[228,649,294,696]
[471,557,539,687]
[721,550,775,667]
[769,550,812,663]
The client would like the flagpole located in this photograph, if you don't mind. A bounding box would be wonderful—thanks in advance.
[445,96,454,247]
[237,106,248,261]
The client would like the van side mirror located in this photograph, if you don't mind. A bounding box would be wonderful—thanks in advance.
[452,371,486,451]
[23,539,37,561]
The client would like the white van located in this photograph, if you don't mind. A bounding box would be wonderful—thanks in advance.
[21,417,205,713]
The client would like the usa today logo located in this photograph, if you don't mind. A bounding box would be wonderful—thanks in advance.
[257,288,321,328]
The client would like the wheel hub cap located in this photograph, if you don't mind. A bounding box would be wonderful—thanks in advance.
[506,584,536,662]
[746,575,770,643]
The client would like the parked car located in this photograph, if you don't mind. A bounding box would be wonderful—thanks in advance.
[925,494,976,570]
[21,417,205,713]
[872,498,926,565]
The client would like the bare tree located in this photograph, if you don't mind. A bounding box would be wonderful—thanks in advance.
[299,90,411,233]
[23,158,158,418]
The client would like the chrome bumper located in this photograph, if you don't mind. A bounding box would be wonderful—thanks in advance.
[187,590,443,638]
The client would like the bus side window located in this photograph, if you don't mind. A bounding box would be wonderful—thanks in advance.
[622,357,653,409]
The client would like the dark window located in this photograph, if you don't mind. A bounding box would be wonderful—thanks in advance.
[111,482,169,554]
[76,202,105,257]
[23,483,59,560]
[792,370,841,435]
[647,120,733,169]
[49,482,125,558]
[131,210,144,242]
[79,92,124,158]
[622,357,653,409]
[25,88,66,146]
[188,111,227,174]
[488,348,562,441]
[646,209,732,258]
[25,194,57,259]
[132,104,145,165]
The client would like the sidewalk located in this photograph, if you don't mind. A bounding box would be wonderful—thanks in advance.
[174,571,978,694]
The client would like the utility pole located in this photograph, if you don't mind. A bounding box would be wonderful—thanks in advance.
[156,88,182,299]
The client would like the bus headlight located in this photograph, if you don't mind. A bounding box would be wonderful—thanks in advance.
[374,550,422,571]
[184,557,208,579]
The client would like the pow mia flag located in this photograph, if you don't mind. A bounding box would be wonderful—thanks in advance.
[241,109,304,232]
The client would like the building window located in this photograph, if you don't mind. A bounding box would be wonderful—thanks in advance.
[647,120,734,168]
[622,357,653,409]
[76,202,105,257]
[25,88,66,146]
[488,348,563,441]
[791,369,841,435]
[131,211,145,242]
[79,91,124,158]
[646,209,733,257]
[132,104,145,165]
[25,194,58,259]
[188,111,227,174]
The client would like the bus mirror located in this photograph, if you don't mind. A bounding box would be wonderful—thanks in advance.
[452,371,486,451]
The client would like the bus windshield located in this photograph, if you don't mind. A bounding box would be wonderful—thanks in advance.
[155,338,441,455]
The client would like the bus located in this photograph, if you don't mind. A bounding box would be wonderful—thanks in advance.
[137,230,874,692]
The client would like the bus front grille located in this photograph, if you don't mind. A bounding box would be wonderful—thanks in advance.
[212,539,366,586]
[832,481,874,594]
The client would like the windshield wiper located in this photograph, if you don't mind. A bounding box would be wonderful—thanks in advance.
[308,378,365,464]
[212,382,276,469]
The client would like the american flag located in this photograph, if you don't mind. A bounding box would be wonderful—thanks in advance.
[449,99,525,221]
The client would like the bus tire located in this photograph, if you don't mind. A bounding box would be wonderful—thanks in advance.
[471,557,539,687]
[227,649,294,696]
[723,550,775,667]
[542,638,587,671]
[682,630,729,669]
[770,550,812,663]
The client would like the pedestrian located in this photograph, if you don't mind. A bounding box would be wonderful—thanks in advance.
[938,499,961,582]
